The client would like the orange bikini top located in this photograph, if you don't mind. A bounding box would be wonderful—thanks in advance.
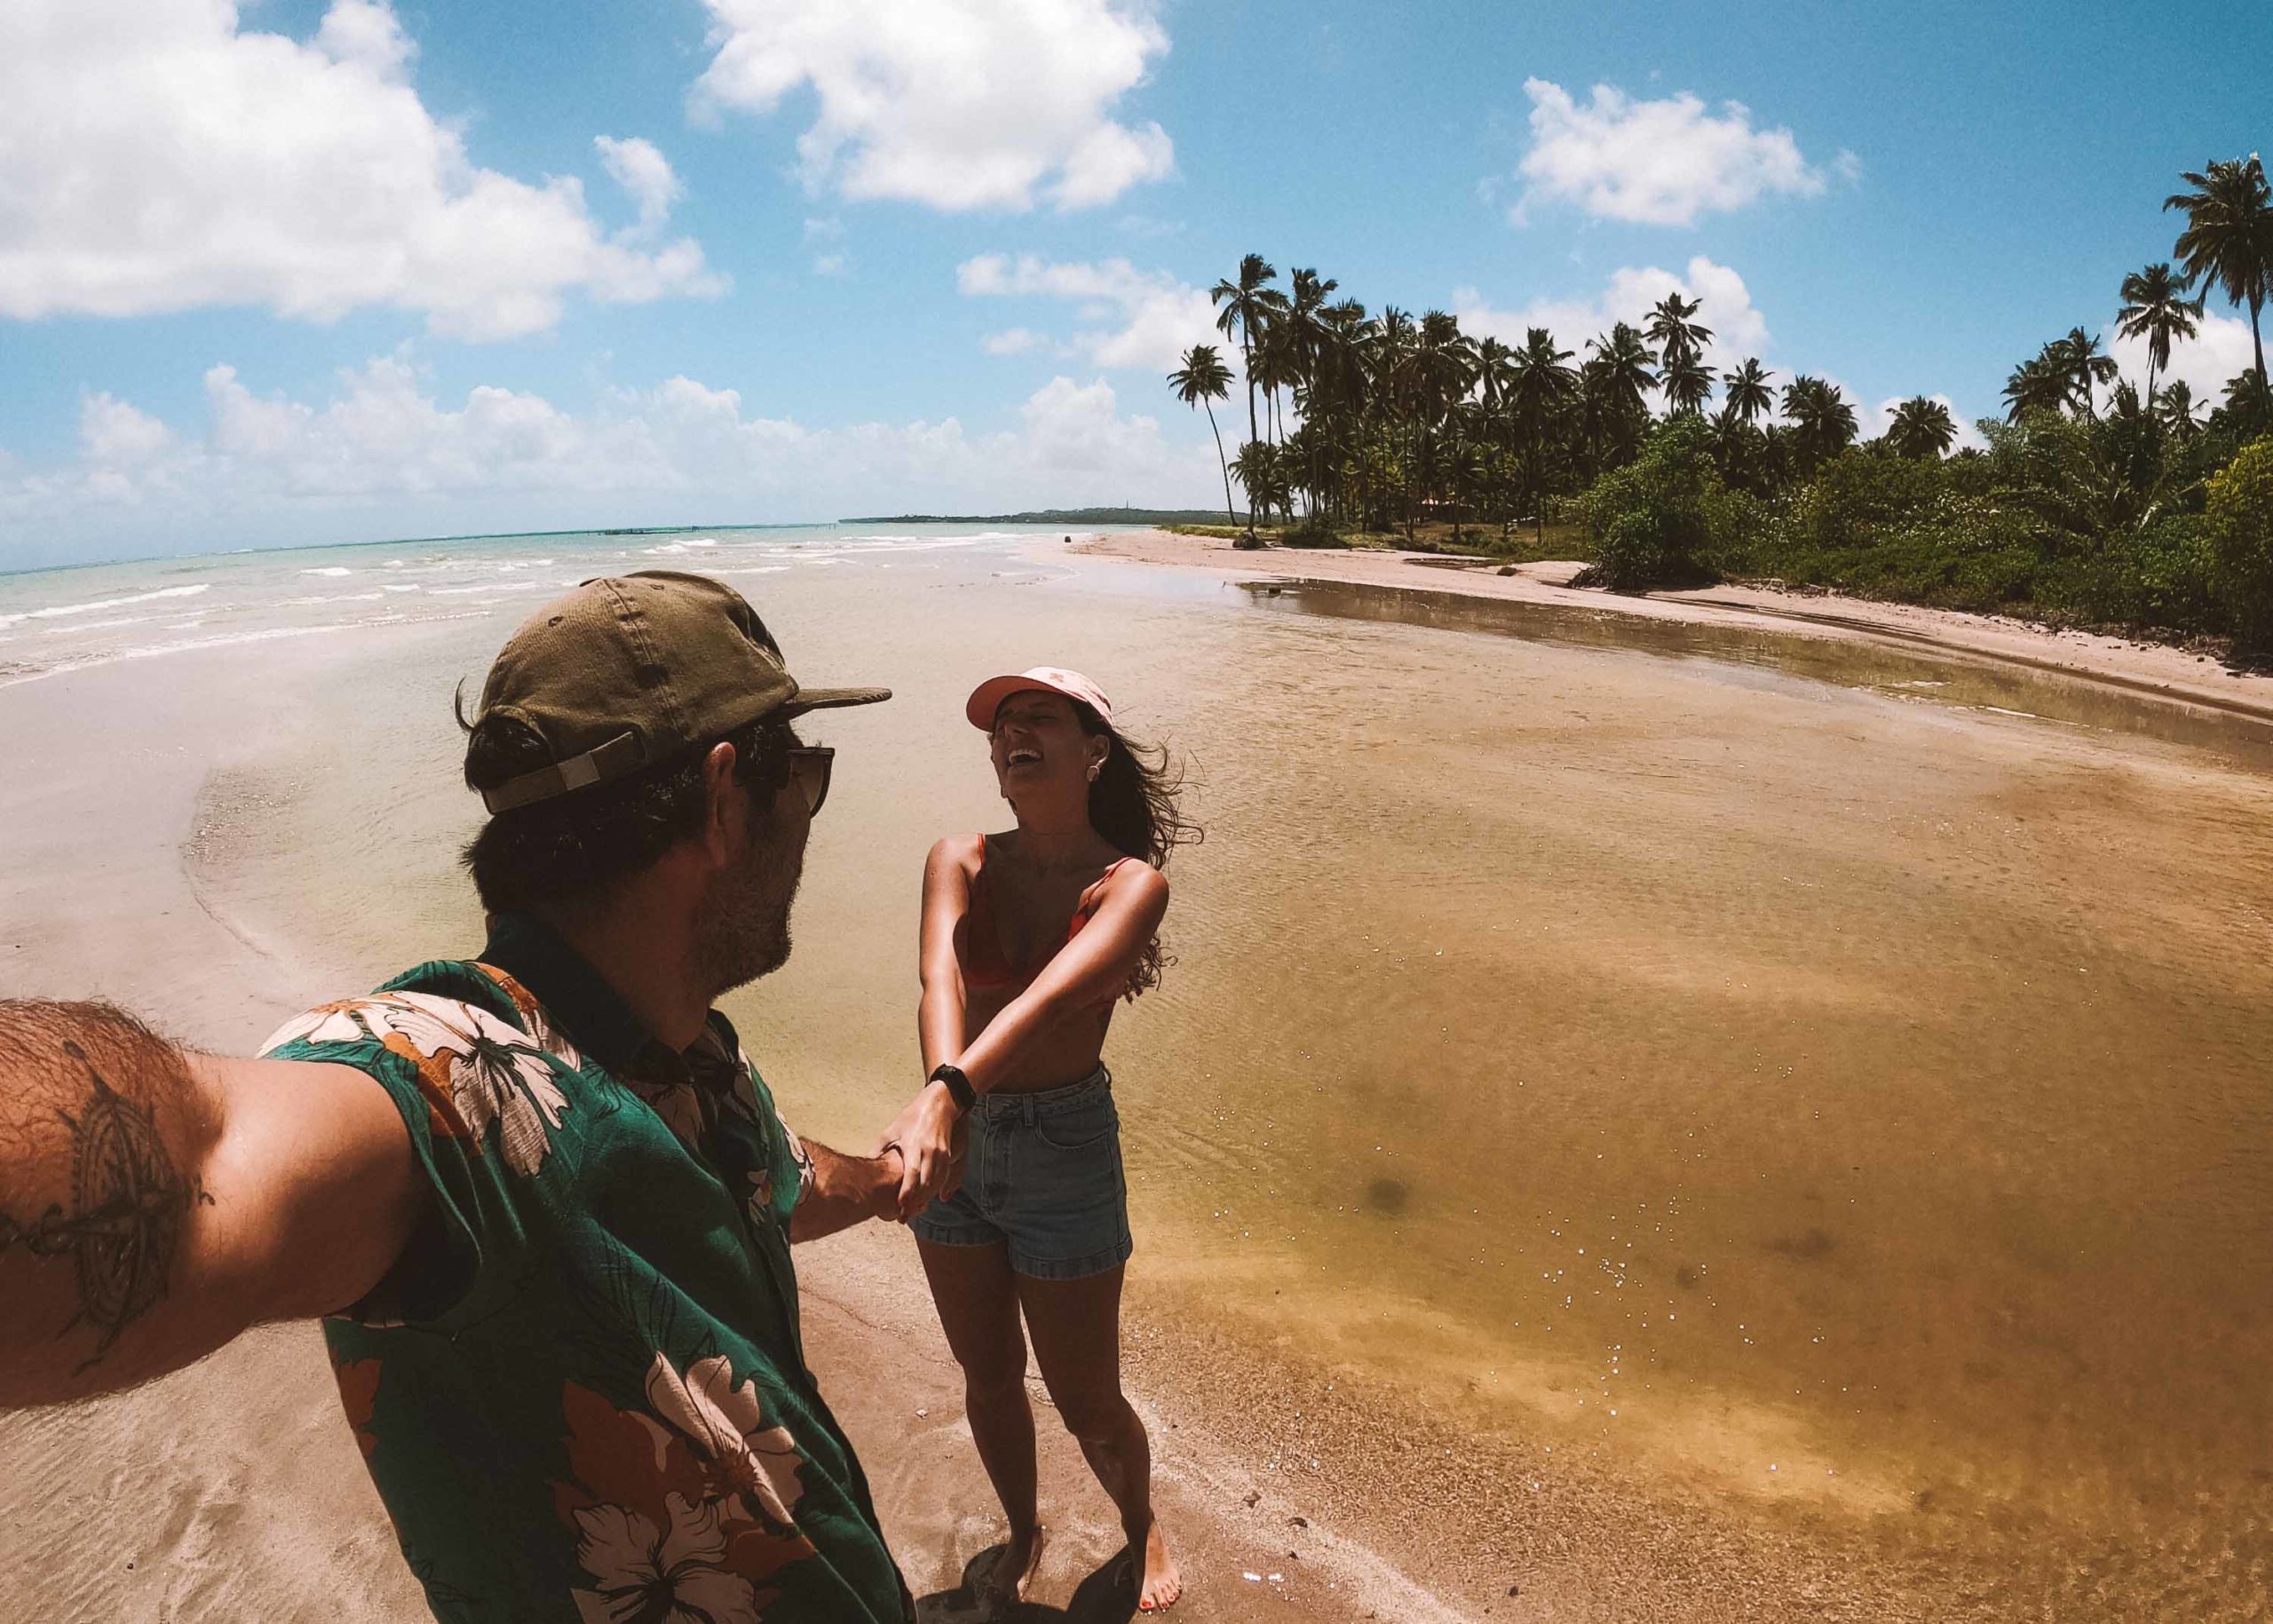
[962,835,1135,994]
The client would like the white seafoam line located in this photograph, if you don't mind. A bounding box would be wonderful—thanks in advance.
[0,582,211,628]
[0,613,493,690]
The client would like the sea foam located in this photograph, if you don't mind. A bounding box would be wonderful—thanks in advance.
[0,582,210,628]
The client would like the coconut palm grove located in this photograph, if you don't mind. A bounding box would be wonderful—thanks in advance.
[1171,154,2273,660]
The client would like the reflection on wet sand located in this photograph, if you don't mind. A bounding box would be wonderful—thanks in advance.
[1238,574,2273,762]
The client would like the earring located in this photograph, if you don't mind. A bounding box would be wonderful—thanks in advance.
[1086,763,1101,782]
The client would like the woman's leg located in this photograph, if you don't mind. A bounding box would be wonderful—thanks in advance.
[915,1236,1048,1603]
[1017,1265,1182,1612]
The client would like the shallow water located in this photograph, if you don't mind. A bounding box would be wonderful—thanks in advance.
[26,527,2269,1597]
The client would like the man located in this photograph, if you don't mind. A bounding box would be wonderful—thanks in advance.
[0,572,918,1621]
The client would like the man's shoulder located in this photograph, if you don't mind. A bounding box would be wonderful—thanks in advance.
[256,959,550,1063]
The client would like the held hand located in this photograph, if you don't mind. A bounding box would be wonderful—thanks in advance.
[883,1081,962,1222]
[868,1145,907,1223]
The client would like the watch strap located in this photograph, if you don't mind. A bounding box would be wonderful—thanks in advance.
[929,1063,978,1113]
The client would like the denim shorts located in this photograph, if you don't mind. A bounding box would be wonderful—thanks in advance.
[909,1067,1133,1281]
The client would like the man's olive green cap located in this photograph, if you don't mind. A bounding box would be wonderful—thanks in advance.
[471,570,889,812]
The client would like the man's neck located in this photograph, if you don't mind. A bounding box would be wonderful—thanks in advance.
[532,894,710,1052]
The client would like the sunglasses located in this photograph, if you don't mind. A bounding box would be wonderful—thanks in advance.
[785,745,834,816]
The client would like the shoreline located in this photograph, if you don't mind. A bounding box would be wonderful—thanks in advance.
[1067,527,2273,729]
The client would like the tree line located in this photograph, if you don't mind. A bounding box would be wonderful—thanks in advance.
[1168,154,2273,656]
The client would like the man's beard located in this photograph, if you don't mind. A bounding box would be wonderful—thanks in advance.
[690,828,803,998]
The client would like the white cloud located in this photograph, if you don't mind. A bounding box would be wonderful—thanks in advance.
[693,0,1174,211]
[2109,307,2263,404]
[1514,79,1835,227]
[1454,256,1771,369]
[79,393,176,465]
[957,254,1219,371]
[594,137,685,238]
[984,328,1050,355]
[0,0,723,339]
[1,362,1218,562]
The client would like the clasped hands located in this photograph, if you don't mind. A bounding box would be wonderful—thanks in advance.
[875,1075,968,1223]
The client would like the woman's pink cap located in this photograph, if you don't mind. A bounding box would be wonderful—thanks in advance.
[965,667,1114,731]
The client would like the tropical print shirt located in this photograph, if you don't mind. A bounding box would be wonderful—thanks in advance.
[259,912,909,1623]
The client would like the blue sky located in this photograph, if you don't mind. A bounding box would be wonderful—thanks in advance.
[3,0,2268,567]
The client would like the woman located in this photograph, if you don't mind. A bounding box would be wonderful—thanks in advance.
[879,667,1194,1614]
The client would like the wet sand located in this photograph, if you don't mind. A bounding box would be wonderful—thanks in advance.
[0,642,1437,1622]
[1072,527,2273,725]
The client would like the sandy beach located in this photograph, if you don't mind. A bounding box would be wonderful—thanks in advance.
[4,525,2269,1622]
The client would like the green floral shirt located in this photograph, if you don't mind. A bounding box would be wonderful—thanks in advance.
[259,913,908,1623]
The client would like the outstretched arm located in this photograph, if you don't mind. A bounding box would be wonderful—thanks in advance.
[0,1001,422,1409]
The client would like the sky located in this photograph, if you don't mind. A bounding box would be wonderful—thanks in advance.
[2,0,2269,569]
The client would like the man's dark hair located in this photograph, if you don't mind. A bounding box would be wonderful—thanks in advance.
[458,704,797,913]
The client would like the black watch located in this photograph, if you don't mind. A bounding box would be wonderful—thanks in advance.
[929,1063,978,1113]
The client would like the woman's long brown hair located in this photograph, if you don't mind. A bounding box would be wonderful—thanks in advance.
[1074,700,1200,996]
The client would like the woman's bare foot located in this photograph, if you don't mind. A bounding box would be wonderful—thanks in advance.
[981,1524,1046,1615]
[1134,1517,1182,1612]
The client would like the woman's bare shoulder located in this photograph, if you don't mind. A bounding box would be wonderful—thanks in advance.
[926,831,987,875]
[1105,854,1169,902]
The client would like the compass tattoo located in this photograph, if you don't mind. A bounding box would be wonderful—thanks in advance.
[0,1039,209,1366]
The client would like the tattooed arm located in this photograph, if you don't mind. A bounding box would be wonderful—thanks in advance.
[0,1001,422,1409]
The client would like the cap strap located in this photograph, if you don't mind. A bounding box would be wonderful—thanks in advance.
[480,731,648,813]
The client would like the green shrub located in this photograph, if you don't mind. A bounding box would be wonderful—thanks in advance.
[2092,513,2225,633]
[1577,418,1726,590]
[2208,437,2273,659]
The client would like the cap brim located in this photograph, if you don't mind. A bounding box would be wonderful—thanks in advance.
[783,685,892,717]
[964,675,1061,730]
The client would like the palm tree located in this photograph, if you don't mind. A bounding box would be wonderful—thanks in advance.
[2159,378,2203,438]
[1367,306,1418,418]
[1413,310,1477,424]
[2116,262,2204,406]
[1884,396,1958,459]
[1168,345,1239,533]
[1252,321,1303,445]
[2004,352,2071,420]
[1644,291,1713,371]
[1210,254,1287,447]
[2047,326,2120,419]
[1507,327,1577,543]
[1718,359,1775,426]
[2166,154,2273,395]
[1474,335,1516,416]
[1660,353,1716,416]
[2219,368,2273,434]
[1582,324,1659,468]
[1782,376,1858,472]
[1229,440,1291,532]
[1287,268,1339,368]
[1585,323,1658,417]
